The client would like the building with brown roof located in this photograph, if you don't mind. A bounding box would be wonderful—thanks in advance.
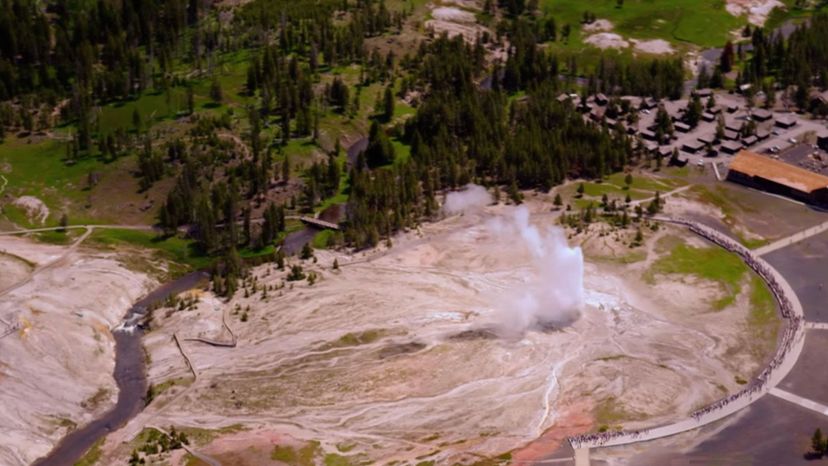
[721,140,743,154]
[727,150,828,206]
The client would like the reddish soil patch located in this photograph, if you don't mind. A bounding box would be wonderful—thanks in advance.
[511,400,594,463]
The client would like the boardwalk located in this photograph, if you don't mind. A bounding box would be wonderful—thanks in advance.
[569,216,806,451]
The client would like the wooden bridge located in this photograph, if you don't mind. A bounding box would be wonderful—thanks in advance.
[299,216,340,231]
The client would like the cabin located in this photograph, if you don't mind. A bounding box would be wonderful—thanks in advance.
[725,120,743,133]
[697,133,717,145]
[694,88,713,98]
[817,133,828,151]
[682,140,705,153]
[720,140,743,155]
[640,129,657,141]
[752,109,773,122]
[723,130,740,141]
[775,116,797,129]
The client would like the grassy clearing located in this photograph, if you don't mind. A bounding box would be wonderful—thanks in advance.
[747,275,780,349]
[88,228,212,271]
[312,229,337,249]
[271,440,321,465]
[541,0,746,48]
[323,329,387,350]
[0,136,112,226]
[647,243,748,310]
[593,396,631,429]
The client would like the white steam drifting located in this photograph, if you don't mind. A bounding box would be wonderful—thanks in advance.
[443,184,492,215]
[442,186,585,336]
[486,206,584,335]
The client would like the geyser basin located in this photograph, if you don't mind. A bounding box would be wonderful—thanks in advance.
[146,202,774,464]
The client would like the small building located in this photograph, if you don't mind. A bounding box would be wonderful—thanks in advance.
[727,150,828,206]
[818,133,828,151]
[702,112,716,122]
[604,117,618,127]
[775,116,797,128]
[726,104,739,113]
[752,108,773,122]
[556,93,571,103]
[658,146,673,159]
[594,93,609,106]
[641,97,658,110]
[682,140,705,153]
[640,129,657,141]
[723,130,740,141]
[742,135,758,146]
[709,106,723,115]
[721,140,743,154]
[725,120,743,133]
[756,129,770,141]
[674,121,691,133]
[810,90,828,107]
[697,133,717,145]
[694,88,713,98]
[645,141,659,153]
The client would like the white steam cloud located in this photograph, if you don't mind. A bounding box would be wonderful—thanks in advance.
[443,184,492,215]
[487,206,584,335]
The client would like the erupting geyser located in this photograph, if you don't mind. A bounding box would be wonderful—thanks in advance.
[444,186,585,336]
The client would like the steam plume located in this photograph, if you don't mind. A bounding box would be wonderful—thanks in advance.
[443,184,492,215]
[487,206,584,335]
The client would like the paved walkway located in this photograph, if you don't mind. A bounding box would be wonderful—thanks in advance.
[629,185,692,207]
[769,388,828,417]
[712,162,723,181]
[754,220,828,256]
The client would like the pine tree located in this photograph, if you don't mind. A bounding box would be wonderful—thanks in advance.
[383,85,394,121]
[812,428,824,456]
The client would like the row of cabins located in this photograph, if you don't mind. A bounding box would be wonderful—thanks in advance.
[681,109,797,156]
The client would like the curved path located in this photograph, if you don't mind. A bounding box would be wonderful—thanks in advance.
[0,223,156,237]
[569,216,806,453]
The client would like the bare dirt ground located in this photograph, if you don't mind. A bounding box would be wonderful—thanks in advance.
[631,39,675,55]
[0,235,153,466]
[726,0,785,26]
[12,195,50,225]
[102,199,775,464]
[584,32,630,50]
[583,19,614,33]
[0,253,32,290]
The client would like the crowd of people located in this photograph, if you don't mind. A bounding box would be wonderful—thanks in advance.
[569,217,804,449]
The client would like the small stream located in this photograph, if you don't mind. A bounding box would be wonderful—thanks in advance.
[33,271,208,466]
